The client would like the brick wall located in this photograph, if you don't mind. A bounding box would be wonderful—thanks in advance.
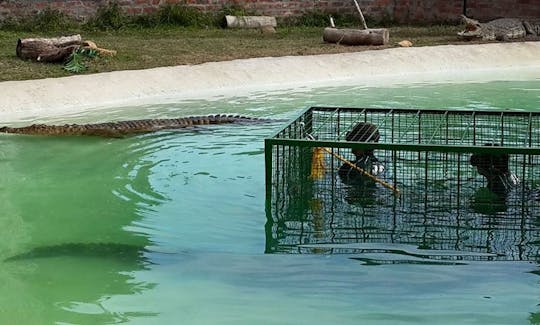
[0,0,539,24]
[466,0,540,21]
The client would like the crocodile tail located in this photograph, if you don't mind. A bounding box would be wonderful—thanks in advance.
[214,114,237,123]
[219,114,261,123]
[187,114,254,125]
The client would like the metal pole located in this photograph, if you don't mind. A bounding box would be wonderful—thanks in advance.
[352,0,368,29]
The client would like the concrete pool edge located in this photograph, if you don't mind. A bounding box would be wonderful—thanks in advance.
[0,41,539,121]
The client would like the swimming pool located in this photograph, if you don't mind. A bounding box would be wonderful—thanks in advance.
[1,80,539,324]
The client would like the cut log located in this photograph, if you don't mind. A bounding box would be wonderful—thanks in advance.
[18,34,82,47]
[225,15,277,29]
[323,27,389,46]
[16,34,82,62]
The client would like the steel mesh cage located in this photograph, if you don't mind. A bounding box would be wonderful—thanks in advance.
[264,107,540,261]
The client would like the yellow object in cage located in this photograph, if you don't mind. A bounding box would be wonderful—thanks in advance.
[310,146,400,194]
[310,147,326,180]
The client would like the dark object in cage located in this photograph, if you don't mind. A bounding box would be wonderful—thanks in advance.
[264,107,540,262]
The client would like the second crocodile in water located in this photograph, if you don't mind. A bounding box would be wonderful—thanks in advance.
[0,114,275,137]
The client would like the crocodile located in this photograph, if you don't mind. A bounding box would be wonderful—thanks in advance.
[0,114,274,137]
[458,15,540,41]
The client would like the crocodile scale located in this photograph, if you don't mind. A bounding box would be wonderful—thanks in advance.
[0,114,272,137]
[458,15,540,41]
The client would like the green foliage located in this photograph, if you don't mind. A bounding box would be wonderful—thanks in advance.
[285,11,330,27]
[128,13,160,29]
[156,4,213,27]
[0,7,77,32]
[85,1,126,31]
[0,2,376,32]
[216,3,251,28]
[219,3,249,17]
[83,2,217,30]
[33,8,76,31]
[279,11,369,28]
[63,48,98,73]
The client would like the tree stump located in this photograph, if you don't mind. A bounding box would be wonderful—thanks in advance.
[323,27,389,46]
[16,34,82,62]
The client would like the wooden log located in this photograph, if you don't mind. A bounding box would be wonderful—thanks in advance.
[18,34,82,47]
[16,34,82,62]
[225,15,277,29]
[323,27,389,46]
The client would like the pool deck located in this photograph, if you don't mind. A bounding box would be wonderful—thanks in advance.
[0,41,539,121]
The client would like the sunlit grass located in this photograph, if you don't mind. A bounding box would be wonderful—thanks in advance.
[0,25,463,81]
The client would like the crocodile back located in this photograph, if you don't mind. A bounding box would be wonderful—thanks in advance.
[0,114,273,137]
[484,18,526,40]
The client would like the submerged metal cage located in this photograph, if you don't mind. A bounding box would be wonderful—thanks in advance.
[264,107,540,261]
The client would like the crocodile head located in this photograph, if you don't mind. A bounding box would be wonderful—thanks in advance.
[457,15,485,40]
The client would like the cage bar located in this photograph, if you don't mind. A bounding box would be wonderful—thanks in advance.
[265,107,540,261]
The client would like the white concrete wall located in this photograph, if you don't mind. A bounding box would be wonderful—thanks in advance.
[1,42,539,122]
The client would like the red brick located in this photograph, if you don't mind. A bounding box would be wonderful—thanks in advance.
[1,0,539,24]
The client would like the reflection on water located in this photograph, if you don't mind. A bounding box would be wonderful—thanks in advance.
[0,122,279,324]
[0,135,158,323]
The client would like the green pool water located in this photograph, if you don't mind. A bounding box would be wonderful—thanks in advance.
[1,80,540,324]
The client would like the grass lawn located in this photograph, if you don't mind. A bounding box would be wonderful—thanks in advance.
[0,25,466,81]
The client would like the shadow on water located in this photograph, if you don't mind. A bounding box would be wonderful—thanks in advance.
[3,242,152,263]
[0,134,167,323]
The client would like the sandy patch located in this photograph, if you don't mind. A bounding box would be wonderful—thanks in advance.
[0,42,539,122]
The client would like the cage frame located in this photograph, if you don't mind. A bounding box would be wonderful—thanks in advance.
[265,106,540,201]
[264,106,540,259]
